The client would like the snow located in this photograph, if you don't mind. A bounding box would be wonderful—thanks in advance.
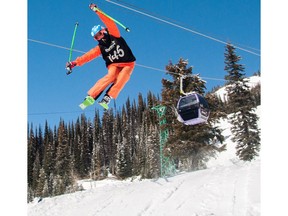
[215,75,261,102]
[28,107,261,216]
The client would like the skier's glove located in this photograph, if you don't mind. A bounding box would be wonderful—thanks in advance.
[66,61,77,75]
[89,3,98,11]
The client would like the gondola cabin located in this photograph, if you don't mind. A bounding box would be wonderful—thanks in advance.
[176,93,210,126]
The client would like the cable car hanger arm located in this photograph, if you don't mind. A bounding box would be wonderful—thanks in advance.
[179,74,199,96]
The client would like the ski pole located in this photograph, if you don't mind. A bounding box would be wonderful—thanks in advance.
[66,22,79,75]
[90,5,130,32]
[68,22,79,61]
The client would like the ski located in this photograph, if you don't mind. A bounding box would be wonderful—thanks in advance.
[98,101,109,110]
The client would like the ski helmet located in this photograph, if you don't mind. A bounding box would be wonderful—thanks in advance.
[91,25,103,37]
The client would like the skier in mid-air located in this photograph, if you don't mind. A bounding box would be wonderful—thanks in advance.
[66,3,136,110]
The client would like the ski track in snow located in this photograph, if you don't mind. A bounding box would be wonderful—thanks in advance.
[28,160,260,216]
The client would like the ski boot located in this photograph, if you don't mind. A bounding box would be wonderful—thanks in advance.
[98,95,111,110]
[79,96,95,110]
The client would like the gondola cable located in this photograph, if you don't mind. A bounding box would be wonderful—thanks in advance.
[28,38,227,82]
[105,0,260,57]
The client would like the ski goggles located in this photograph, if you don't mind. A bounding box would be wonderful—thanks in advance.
[94,31,104,40]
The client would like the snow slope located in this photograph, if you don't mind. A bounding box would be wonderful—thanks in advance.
[215,75,260,102]
[28,107,261,216]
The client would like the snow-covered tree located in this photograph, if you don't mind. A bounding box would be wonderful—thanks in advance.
[35,167,47,197]
[224,43,261,161]
[54,120,75,193]
[90,110,103,180]
[116,107,132,178]
[28,123,36,189]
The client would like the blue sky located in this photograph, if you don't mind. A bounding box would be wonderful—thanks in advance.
[27,0,260,128]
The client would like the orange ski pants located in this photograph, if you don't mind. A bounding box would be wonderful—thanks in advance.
[88,62,135,99]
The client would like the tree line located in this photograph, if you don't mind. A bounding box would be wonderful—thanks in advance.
[28,44,261,201]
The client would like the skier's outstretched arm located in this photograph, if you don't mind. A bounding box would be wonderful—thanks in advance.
[90,4,120,38]
[74,46,101,66]
[66,45,101,74]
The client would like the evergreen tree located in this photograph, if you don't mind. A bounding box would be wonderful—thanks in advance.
[147,124,160,178]
[205,91,227,122]
[136,92,161,178]
[31,151,41,193]
[73,118,82,177]
[224,44,245,85]
[54,120,75,194]
[79,114,93,177]
[137,93,145,124]
[250,83,261,106]
[130,99,139,176]
[67,122,76,181]
[91,110,103,179]
[52,174,65,196]
[113,111,123,178]
[224,43,246,113]
[36,126,44,166]
[162,58,223,171]
[135,93,146,177]
[27,186,34,203]
[117,106,132,178]
[224,43,261,161]
[28,123,36,189]
[101,110,116,176]
[43,121,55,196]
[146,91,158,126]
[35,167,47,197]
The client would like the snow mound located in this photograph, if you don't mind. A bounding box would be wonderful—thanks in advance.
[215,75,260,102]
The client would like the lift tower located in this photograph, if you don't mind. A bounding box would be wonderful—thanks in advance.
[152,105,176,177]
